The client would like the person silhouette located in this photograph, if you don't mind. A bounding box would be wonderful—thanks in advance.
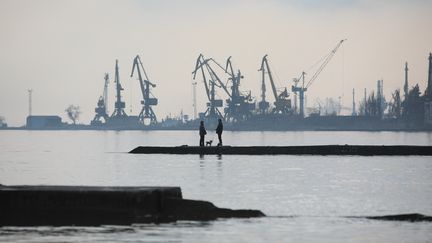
[199,121,207,147]
[216,119,223,146]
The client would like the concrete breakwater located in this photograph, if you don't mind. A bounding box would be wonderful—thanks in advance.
[363,213,432,222]
[0,185,264,226]
[129,145,432,156]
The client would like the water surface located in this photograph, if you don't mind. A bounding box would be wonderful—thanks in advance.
[1,130,431,242]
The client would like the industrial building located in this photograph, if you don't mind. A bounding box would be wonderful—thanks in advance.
[26,116,62,129]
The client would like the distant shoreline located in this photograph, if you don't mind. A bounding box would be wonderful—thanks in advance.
[1,126,432,132]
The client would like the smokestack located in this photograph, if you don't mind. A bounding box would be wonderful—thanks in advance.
[404,62,408,101]
[352,88,356,116]
[364,88,367,116]
[377,80,384,118]
[28,89,33,117]
[428,53,432,98]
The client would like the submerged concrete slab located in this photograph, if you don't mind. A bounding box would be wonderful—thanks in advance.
[129,145,432,156]
[0,185,264,226]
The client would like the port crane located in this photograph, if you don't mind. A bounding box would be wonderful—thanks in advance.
[292,39,346,117]
[91,73,110,124]
[192,54,254,121]
[131,55,158,125]
[223,57,254,122]
[192,54,224,119]
[111,60,127,118]
[258,55,291,114]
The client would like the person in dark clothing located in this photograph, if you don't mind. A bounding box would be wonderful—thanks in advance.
[215,119,223,146]
[199,121,207,147]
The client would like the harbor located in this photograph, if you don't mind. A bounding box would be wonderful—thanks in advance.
[1,0,432,242]
[3,50,431,132]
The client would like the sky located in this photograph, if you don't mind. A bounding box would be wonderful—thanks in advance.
[0,0,431,126]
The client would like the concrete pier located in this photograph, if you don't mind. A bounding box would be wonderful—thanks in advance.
[129,145,432,156]
[347,213,432,222]
[0,185,264,226]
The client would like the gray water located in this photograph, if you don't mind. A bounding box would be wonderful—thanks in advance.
[1,130,432,242]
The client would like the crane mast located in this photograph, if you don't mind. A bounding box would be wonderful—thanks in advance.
[103,73,109,114]
[111,59,127,118]
[91,74,110,124]
[131,55,158,125]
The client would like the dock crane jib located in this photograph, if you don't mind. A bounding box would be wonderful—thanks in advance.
[292,39,346,117]
[131,55,158,125]
[192,54,211,101]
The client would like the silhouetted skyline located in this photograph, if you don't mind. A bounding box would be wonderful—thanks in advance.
[1,0,431,125]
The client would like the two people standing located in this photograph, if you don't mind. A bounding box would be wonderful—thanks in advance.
[199,119,223,147]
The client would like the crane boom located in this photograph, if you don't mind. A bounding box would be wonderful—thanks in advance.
[259,55,279,101]
[306,39,346,89]
[131,56,147,101]
[206,59,231,98]
[192,54,211,100]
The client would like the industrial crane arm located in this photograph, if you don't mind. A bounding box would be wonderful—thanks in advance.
[131,56,147,100]
[305,39,346,89]
[225,56,235,77]
[192,54,211,100]
[259,55,279,102]
[207,59,232,98]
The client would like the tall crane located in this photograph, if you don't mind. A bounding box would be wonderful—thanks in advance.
[192,54,253,121]
[192,54,224,119]
[258,55,291,114]
[91,73,110,124]
[223,57,254,121]
[131,55,158,125]
[111,60,127,118]
[292,39,346,117]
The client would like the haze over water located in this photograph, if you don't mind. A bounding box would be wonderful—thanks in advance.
[1,130,431,242]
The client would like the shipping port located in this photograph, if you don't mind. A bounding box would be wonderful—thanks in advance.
[5,41,432,131]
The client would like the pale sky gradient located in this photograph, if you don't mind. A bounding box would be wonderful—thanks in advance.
[1,0,431,126]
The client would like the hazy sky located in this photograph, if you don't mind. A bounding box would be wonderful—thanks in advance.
[1,0,431,126]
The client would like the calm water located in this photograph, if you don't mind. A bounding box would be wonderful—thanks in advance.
[1,130,432,242]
